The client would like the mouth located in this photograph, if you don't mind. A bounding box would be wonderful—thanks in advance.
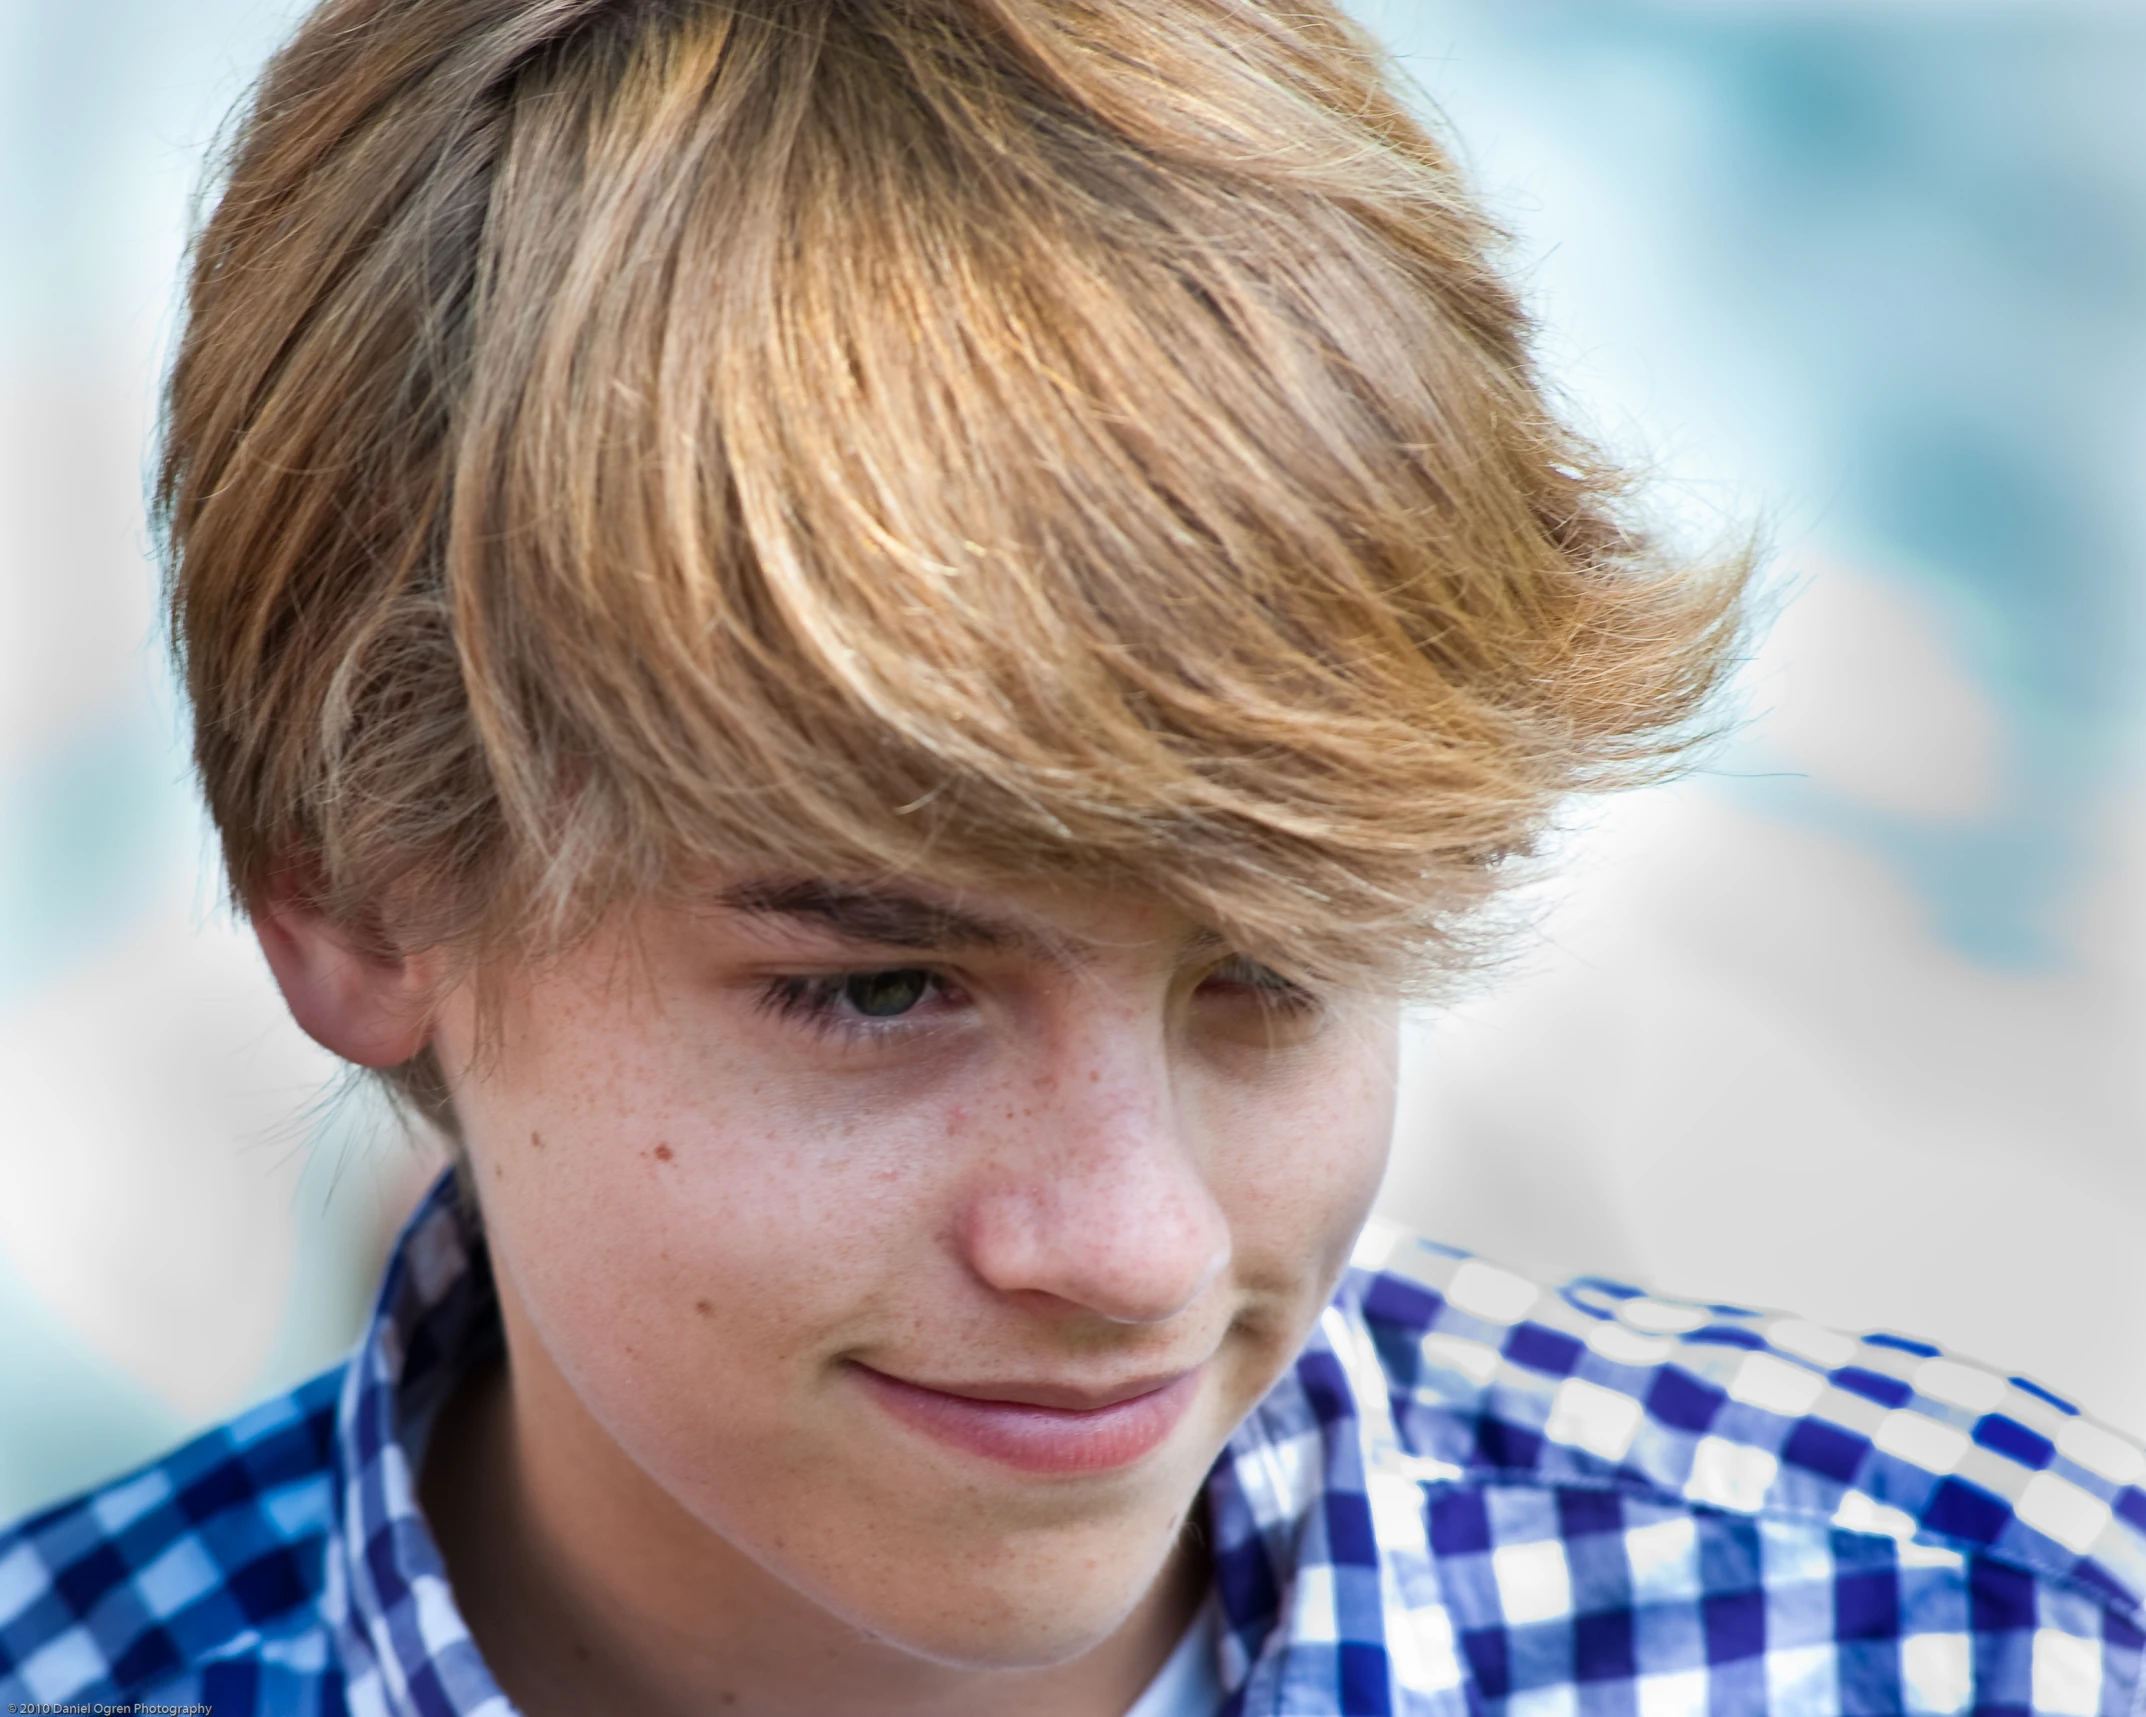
[848,1363,1203,1474]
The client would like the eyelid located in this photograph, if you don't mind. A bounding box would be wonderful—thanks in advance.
[1198,954,1321,1011]
[1204,953,1297,986]
[755,965,968,1043]
[756,953,1320,1049]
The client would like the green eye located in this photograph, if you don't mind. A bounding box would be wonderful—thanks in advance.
[843,968,932,1017]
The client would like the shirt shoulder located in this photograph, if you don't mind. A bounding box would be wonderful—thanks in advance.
[0,1365,345,1707]
[1341,1224,2146,1709]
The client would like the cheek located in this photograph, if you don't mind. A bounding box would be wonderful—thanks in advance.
[453,998,950,1448]
[1205,1017,1398,1279]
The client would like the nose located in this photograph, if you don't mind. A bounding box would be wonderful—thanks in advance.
[954,1014,1232,1325]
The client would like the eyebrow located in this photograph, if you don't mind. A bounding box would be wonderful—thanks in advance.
[719,879,1056,958]
[719,879,1234,968]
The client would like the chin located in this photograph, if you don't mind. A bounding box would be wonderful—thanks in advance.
[818,1517,1189,1672]
[864,1586,1155,1672]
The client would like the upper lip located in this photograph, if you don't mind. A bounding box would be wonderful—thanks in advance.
[858,1366,1196,1412]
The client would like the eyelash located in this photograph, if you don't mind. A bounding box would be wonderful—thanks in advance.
[756,957,1320,1043]
[1201,956,1322,1016]
[756,969,957,1041]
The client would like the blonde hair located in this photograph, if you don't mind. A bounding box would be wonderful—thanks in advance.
[164,0,1744,1114]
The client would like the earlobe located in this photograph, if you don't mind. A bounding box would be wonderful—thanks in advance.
[253,893,439,1069]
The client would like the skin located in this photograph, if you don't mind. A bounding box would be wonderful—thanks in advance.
[258,874,1399,1717]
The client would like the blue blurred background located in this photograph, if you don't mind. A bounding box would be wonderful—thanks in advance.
[1,0,2141,1519]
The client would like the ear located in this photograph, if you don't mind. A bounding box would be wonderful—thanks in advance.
[252,882,441,1069]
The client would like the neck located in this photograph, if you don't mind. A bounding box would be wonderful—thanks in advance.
[418,1353,1208,1717]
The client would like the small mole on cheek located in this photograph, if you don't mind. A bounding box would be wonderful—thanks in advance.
[694,1298,713,1317]
[530,1130,545,1151]
[654,1143,674,1162]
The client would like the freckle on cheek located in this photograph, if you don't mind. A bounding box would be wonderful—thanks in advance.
[694,1298,713,1317]
[654,1143,674,1162]
[529,1130,545,1150]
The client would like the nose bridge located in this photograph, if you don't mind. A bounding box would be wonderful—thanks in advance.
[960,996,1231,1324]
[1056,995,1172,1159]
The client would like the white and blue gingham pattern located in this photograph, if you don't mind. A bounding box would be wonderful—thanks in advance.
[3,1183,2141,1713]
[1210,1223,2146,1714]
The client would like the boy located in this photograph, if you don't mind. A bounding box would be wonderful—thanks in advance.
[5,0,2142,1711]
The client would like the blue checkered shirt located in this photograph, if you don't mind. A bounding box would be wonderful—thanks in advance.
[4,1178,2143,1714]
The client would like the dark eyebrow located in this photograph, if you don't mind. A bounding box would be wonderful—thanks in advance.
[720,879,1243,971]
[720,879,1054,958]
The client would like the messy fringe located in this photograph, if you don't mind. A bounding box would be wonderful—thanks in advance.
[162,0,1748,1129]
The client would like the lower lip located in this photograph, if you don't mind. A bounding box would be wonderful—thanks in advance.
[851,1366,1201,1475]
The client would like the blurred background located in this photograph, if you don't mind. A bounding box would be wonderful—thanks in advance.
[1,0,2141,1520]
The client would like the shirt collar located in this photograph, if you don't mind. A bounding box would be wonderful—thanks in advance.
[322,1172,1421,1717]
[327,1171,514,1715]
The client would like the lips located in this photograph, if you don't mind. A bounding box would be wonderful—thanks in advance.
[850,1363,1202,1474]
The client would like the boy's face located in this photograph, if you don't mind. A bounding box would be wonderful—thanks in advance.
[430,875,1398,1668]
